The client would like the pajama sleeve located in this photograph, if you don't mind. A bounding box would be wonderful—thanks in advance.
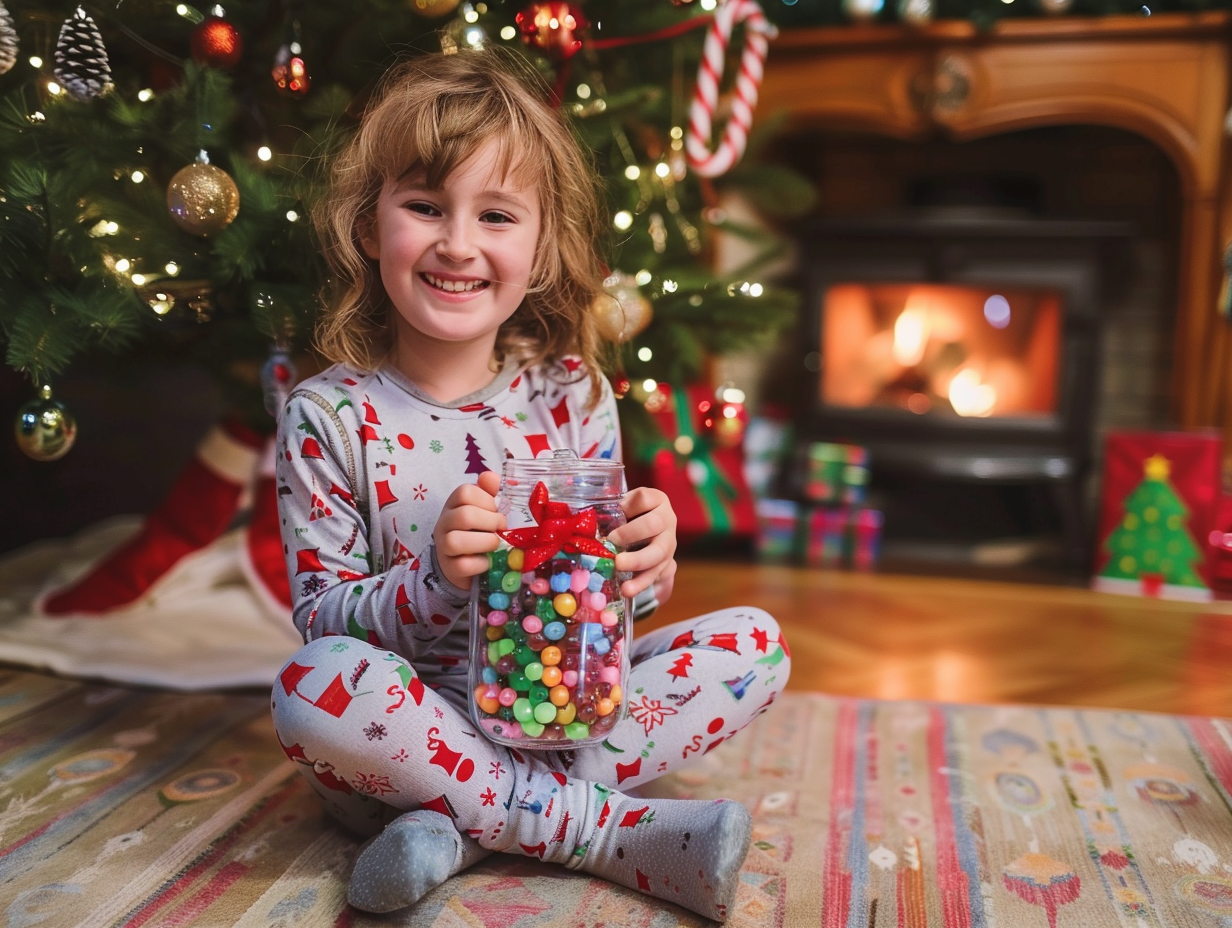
[275,389,470,656]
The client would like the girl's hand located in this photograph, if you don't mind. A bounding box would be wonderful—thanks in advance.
[609,487,678,605]
[433,471,505,591]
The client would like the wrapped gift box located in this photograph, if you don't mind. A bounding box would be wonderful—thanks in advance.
[801,505,883,570]
[803,442,869,505]
[1092,429,1221,602]
[632,383,757,543]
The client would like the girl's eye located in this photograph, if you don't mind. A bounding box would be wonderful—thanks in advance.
[405,201,439,216]
[481,211,515,225]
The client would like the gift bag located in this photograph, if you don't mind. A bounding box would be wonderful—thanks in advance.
[1092,430,1221,601]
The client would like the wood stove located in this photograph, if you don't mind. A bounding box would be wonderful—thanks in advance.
[792,212,1131,566]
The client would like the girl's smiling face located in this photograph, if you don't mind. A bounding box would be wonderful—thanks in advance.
[361,137,541,365]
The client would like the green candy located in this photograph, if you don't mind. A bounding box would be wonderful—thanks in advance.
[486,569,503,591]
[533,701,557,724]
[512,698,534,722]
[535,599,558,621]
[521,720,545,737]
[564,721,591,740]
[509,670,530,693]
[500,571,522,594]
[486,642,501,665]
[595,558,615,578]
[514,646,536,667]
[524,662,544,682]
[529,684,549,705]
[490,549,508,570]
[497,638,516,657]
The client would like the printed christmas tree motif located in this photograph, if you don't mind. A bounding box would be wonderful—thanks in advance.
[1100,454,1207,595]
[463,433,488,476]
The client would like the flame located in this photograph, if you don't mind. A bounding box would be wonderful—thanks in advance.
[892,303,929,367]
[948,368,997,417]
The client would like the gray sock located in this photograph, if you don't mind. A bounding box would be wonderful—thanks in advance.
[347,809,485,913]
[574,796,753,922]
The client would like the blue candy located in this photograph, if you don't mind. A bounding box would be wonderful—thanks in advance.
[543,621,567,641]
[550,573,571,593]
[579,554,599,569]
[481,666,498,684]
[578,622,606,642]
[592,636,611,656]
[587,572,605,592]
[487,591,511,610]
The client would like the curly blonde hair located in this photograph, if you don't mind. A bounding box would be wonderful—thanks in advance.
[312,47,609,406]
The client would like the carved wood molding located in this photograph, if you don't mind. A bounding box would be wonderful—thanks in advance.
[758,13,1232,435]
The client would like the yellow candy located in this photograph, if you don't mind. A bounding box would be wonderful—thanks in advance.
[553,592,577,617]
[555,702,577,724]
[506,548,525,571]
[485,625,505,641]
[549,684,571,706]
[596,697,615,717]
[609,684,622,704]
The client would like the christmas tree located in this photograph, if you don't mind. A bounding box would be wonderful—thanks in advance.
[1098,453,1209,598]
[0,0,811,468]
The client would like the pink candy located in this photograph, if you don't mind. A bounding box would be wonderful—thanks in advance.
[598,666,620,685]
[487,610,508,627]
[522,616,543,634]
[599,609,618,628]
[498,687,518,706]
[530,578,550,595]
[562,670,579,687]
[569,569,590,593]
[587,592,607,611]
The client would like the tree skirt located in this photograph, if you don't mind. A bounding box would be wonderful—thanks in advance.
[0,519,301,689]
[2,668,1230,926]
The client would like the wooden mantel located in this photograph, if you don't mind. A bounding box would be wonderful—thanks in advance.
[757,12,1232,439]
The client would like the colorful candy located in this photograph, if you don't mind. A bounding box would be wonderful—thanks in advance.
[471,540,628,747]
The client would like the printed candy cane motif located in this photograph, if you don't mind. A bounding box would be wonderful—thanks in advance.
[685,0,777,178]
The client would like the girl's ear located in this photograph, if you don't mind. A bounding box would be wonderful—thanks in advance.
[357,213,380,260]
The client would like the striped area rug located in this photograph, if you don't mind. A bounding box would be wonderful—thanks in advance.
[2,666,1231,927]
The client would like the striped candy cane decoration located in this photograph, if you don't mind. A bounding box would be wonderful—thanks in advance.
[685,0,778,178]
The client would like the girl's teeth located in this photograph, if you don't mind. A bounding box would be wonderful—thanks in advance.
[426,275,483,292]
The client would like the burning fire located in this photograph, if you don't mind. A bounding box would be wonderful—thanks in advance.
[947,368,997,417]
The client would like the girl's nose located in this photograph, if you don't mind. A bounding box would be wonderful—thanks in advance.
[436,219,475,261]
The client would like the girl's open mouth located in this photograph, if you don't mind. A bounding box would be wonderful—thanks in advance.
[421,273,490,293]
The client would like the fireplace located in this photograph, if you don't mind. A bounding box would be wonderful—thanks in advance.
[784,210,1132,567]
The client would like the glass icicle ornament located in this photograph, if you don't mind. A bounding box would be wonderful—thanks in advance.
[0,1,17,77]
[15,385,77,462]
[53,6,113,101]
[594,272,653,343]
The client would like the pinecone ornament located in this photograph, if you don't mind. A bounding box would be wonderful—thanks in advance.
[0,1,17,76]
[54,7,113,101]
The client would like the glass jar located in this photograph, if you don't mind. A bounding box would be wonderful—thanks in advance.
[469,451,631,749]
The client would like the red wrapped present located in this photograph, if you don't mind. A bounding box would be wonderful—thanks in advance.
[631,383,756,543]
[1205,492,1232,596]
[1092,429,1221,602]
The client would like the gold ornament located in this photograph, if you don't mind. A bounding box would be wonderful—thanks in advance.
[166,156,240,236]
[411,0,462,16]
[15,385,77,461]
[594,273,653,342]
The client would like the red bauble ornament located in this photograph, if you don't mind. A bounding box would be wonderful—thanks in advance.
[516,2,588,62]
[190,16,243,69]
[612,374,631,399]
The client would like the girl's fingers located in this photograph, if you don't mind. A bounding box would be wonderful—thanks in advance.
[439,526,504,558]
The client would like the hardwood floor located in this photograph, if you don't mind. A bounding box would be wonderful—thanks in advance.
[644,559,1232,718]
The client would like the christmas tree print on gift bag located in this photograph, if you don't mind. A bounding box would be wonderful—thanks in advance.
[1093,430,1222,602]
[469,450,632,749]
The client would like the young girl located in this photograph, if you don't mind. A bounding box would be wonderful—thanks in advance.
[271,49,791,922]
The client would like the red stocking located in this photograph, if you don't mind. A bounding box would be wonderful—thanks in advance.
[40,420,263,616]
[241,437,294,619]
